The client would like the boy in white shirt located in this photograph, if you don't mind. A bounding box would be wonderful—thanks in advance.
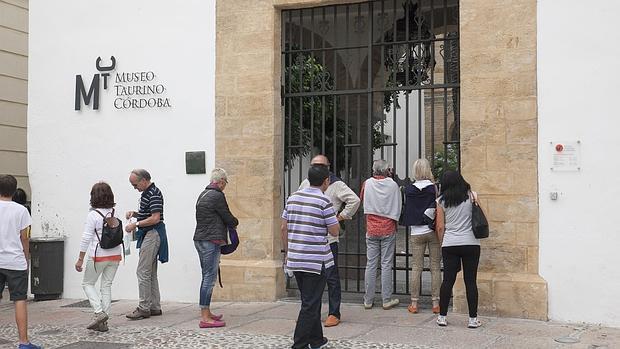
[0,175,41,349]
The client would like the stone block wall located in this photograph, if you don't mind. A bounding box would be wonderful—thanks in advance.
[458,0,546,320]
[215,0,547,320]
[0,0,29,195]
[215,0,285,301]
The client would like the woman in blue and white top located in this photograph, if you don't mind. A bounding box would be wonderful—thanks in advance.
[401,159,441,314]
[435,171,481,328]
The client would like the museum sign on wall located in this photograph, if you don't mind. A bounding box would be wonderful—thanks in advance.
[74,56,172,111]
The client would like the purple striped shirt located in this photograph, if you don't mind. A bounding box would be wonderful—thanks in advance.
[282,187,338,274]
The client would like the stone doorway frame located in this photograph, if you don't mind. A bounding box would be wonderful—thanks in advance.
[214,0,547,320]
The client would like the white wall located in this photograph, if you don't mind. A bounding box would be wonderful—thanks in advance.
[376,91,424,178]
[538,0,620,327]
[28,0,216,302]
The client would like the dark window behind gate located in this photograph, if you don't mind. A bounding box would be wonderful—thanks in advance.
[282,0,460,297]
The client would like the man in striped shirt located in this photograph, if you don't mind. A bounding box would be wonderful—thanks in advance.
[282,165,339,349]
[124,169,168,320]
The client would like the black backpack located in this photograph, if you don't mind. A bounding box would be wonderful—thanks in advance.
[94,209,124,249]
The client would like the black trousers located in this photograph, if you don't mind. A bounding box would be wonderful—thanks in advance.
[292,269,327,349]
[325,242,341,318]
[439,245,480,317]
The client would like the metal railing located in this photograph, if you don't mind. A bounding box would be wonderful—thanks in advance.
[282,0,460,296]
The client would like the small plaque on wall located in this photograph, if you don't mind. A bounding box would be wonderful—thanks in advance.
[550,141,580,171]
[185,151,206,174]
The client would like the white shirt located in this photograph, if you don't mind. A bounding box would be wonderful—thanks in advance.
[299,179,361,243]
[0,201,31,270]
[79,208,123,258]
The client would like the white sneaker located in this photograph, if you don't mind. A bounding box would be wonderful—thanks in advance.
[363,302,373,310]
[468,317,481,328]
[436,315,447,327]
[382,298,399,310]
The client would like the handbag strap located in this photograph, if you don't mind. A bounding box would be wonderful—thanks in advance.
[469,191,479,205]
[197,189,213,206]
[93,210,104,243]
[94,208,115,219]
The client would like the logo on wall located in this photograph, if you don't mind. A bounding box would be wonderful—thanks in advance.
[75,56,172,111]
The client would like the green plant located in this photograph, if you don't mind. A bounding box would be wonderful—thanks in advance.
[284,49,384,173]
[432,143,459,180]
[284,53,348,172]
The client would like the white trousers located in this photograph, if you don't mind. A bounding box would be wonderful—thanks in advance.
[82,259,119,314]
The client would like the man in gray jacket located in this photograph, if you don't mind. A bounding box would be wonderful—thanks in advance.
[194,168,238,328]
[298,155,360,327]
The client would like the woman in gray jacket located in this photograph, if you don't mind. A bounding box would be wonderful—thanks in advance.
[194,168,238,328]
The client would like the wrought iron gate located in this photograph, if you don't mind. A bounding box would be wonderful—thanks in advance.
[282,0,460,296]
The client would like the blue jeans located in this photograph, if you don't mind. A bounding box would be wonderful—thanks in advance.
[194,240,221,308]
[325,242,341,318]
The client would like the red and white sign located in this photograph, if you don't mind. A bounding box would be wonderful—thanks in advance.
[551,141,580,171]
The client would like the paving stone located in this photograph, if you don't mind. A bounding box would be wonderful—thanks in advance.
[61,300,119,308]
[0,324,434,349]
[231,318,296,336]
[0,299,618,349]
[322,320,375,340]
[56,341,132,349]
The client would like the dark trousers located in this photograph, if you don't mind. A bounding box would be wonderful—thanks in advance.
[292,269,327,349]
[439,245,480,318]
[325,242,341,318]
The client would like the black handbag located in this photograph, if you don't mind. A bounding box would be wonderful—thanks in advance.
[470,192,489,239]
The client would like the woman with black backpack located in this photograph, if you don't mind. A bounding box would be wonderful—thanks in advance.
[75,182,123,332]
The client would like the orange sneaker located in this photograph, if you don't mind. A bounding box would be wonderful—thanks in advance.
[324,315,340,327]
[407,303,418,313]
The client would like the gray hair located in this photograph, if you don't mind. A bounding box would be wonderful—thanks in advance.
[412,158,434,181]
[372,159,390,176]
[210,168,228,182]
[131,169,151,181]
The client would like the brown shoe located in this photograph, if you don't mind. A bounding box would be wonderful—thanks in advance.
[96,320,109,332]
[324,315,340,327]
[126,307,151,320]
[87,312,109,330]
[432,305,440,314]
[407,303,418,314]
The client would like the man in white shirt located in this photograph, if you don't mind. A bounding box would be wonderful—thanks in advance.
[0,175,41,349]
[298,155,360,327]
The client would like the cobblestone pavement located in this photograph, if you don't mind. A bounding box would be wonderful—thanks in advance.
[0,324,433,349]
[0,298,618,348]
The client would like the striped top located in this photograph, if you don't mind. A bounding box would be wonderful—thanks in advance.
[282,187,339,274]
[137,183,164,229]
